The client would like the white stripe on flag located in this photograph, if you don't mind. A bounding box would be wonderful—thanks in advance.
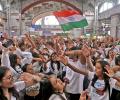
[56,14,86,24]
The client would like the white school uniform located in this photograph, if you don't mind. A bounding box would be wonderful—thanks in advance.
[65,59,85,94]
[88,71,117,100]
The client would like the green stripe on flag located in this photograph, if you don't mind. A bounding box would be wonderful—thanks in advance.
[61,19,88,31]
[61,23,73,31]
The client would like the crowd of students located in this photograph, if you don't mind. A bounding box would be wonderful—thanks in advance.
[0,33,120,100]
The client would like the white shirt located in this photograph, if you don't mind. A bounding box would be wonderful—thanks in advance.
[1,50,19,76]
[113,71,120,91]
[49,93,67,100]
[15,65,23,74]
[65,59,85,94]
[88,71,117,100]
[104,58,115,67]
[113,45,120,54]
[45,61,63,76]
[98,48,106,58]
[11,81,25,100]
[26,83,40,94]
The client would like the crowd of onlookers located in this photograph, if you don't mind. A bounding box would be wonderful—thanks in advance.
[0,33,120,100]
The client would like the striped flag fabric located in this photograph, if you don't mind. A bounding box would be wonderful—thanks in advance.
[53,10,88,31]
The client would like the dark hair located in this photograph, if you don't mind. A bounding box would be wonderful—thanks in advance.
[40,78,54,100]
[50,53,60,72]
[41,76,66,100]
[69,47,79,59]
[115,55,120,66]
[18,41,25,51]
[69,46,78,51]
[18,41,25,48]
[31,51,39,58]
[0,58,1,66]
[91,60,110,91]
[106,49,113,59]
[50,61,60,71]
[0,67,19,100]
[9,54,18,68]
[43,48,49,52]
[22,64,30,72]
[46,41,54,49]
[0,67,9,81]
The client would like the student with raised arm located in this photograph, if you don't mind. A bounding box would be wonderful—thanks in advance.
[64,47,85,100]
[64,44,94,72]
[105,55,120,100]
[1,48,19,77]
[24,33,36,49]
[57,55,120,100]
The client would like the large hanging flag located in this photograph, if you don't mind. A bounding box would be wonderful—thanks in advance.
[53,10,88,31]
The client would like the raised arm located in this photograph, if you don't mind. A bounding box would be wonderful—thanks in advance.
[112,65,120,73]
[57,55,89,76]
[115,80,120,87]
[1,48,10,67]
[82,44,95,71]
[25,33,36,49]
[86,57,95,72]
[105,66,120,87]
[64,50,82,56]
[66,61,89,76]
[1,48,18,75]
[19,72,42,87]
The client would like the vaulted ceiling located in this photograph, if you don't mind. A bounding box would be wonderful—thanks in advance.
[0,0,117,14]
[0,0,118,29]
[10,0,96,25]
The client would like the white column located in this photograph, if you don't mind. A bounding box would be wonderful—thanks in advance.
[10,11,20,36]
[94,5,99,35]
[111,14,119,38]
[21,20,26,34]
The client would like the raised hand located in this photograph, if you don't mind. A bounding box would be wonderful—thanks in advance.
[82,44,91,58]
[80,91,87,100]
[19,72,35,86]
[19,72,41,87]
[24,33,30,38]
[56,55,68,65]
[105,65,115,78]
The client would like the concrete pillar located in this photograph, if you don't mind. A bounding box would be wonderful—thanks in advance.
[10,11,20,36]
[21,20,26,34]
[94,5,99,35]
[111,14,119,38]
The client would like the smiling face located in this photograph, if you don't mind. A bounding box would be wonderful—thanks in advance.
[49,76,65,92]
[108,50,115,58]
[1,70,14,88]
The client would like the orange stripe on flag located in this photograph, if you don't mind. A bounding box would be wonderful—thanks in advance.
[53,10,81,17]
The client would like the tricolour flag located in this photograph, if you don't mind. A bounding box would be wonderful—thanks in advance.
[53,10,88,31]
